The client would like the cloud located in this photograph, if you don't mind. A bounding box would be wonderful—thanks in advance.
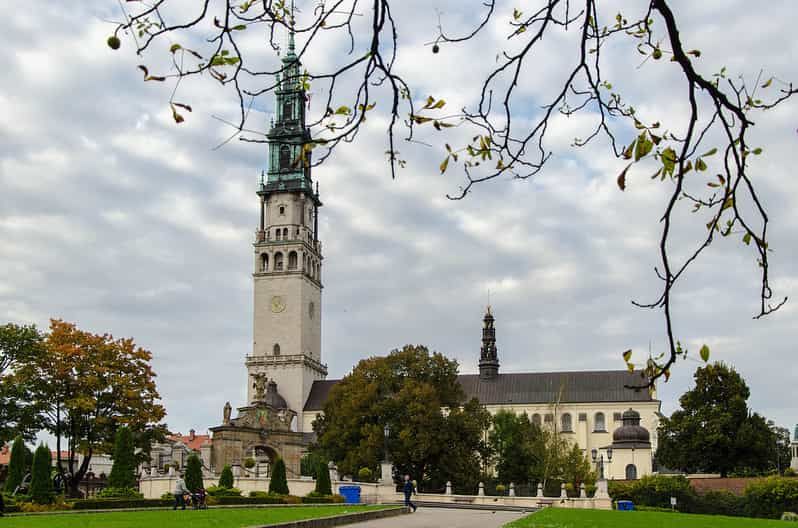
[1,0,797,439]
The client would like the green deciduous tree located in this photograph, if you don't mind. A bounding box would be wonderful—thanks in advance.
[29,444,52,504]
[300,452,324,479]
[269,457,289,495]
[18,320,167,497]
[314,459,332,496]
[0,324,44,443]
[4,436,27,494]
[219,464,234,488]
[657,362,776,477]
[108,426,137,489]
[314,345,490,492]
[489,411,543,486]
[184,454,203,492]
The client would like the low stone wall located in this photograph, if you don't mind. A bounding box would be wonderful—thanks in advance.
[139,477,610,510]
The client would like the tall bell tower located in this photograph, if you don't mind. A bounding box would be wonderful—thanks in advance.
[245,30,326,431]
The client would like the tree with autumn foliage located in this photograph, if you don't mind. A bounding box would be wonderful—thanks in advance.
[17,319,166,497]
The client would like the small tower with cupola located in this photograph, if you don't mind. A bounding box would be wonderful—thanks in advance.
[245,29,326,431]
[479,306,500,380]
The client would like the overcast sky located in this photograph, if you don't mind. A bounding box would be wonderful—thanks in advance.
[1,1,796,439]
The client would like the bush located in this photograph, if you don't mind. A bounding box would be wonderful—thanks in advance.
[244,457,256,469]
[315,460,332,495]
[269,457,290,495]
[357,467,373,482]
[71,498,173,510]
[301,452,325,478]
[97,487,144,499]
[185,454,203,492]
[785,468,797,477]
[108,427,137,489]
[302,492,344,504]
[219,465,234,488]
[29,444,52,505]
[19,500,72,513]
[608,475,694,509]
[495,484,506,495]
[214,495,284,505]
[744,476,798,519]
[4,437,27,494]
[689,490,746,517]
[206,485,242,497]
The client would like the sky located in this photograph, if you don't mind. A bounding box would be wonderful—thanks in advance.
[1,1,796,439]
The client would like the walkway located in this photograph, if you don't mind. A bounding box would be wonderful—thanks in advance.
[344,507,528,528]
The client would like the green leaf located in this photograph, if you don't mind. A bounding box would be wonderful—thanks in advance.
[699,344,710,362]
[702,147,718,157]
[743,232,752,245]
[232,24,247,31]
[622,349,632,362]
[752,147,763,155]
[169,43,182,53]
[634,132,653,161]
[696,158,707,171]
[334,106,351,115]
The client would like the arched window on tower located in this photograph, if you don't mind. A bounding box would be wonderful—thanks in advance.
[625,464,638,480]
[532,414,542,427]
[282,99,292,121]
[260,253,269,272]
[561,413,573,432]
[288,251,298,270]
[594,412,606,432]
[275,229,282,241]
[274,252,284,271]
[283,227,289,239]
[279,145,291,169]
[273,343,281,356]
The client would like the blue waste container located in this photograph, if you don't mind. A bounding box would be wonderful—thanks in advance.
[617,500,635,511]
[338,485,361,504]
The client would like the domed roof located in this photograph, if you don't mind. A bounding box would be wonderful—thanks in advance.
[611,408,651,447]
[261,380,288,410]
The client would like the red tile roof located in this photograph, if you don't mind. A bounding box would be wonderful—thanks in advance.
[168,431,211,452]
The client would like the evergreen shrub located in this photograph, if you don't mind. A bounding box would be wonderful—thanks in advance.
[269,457,290,495]
[29,444,52,504]
[219,465,234,488]
[108,427,137,489]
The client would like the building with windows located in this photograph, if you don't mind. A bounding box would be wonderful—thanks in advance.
[791,425,798,472]
[200,26,660,481]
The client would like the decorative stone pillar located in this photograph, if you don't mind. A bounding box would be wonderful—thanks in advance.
[151,467,158,477]
[168,466,175,476]
[560,483,567,499]
[595,479,609,499]
[328,461,339,483]
[508,483,515,497]
[445,481,452,495]
[478,482,485,496]
[537,483,543,497]
[380,461,393,485]
[580,483,586,498]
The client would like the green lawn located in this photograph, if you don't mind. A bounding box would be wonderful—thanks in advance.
[2,505,391,528]
[504,508,787,528]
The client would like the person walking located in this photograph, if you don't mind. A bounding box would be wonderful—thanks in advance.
[173,472,189,510]
[403,474,417,512]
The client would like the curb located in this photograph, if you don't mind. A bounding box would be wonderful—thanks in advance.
[5,504,394,517]
[252,506,408,528]
[411,501,539,513]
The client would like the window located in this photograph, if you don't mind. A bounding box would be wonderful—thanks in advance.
[578,413,587,422]
[625,464,638,480]
[276,229,282,241]
[594,412,606,432]
[544,413,554,424]
[532,414,541,426]
[279,145,291,169]
[288,251,298,270]
[283,228,288,239]
[614,412,622,422]
[260,253,269,272]
[273,343,280,356]
[282,99,292,121]
[561,413,573,432]
[279,205,285,216]
[274,252,284,271]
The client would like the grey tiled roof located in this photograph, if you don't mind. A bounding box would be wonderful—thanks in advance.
[303,370,654,411]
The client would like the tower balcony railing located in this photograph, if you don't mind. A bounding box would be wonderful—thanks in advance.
[245,353,328,375]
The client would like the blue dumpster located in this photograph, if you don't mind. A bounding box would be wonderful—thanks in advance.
[617,500,635,511]
[338,485,361,504]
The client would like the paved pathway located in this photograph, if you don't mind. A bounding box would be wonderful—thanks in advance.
[344,507,529,528]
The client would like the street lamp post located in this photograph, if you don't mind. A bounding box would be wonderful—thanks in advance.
[591,447,613,480]
[383,424,391,462]
[380,424,393,486]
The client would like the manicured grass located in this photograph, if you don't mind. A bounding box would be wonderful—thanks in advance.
[2,505,391,528]
[504,508,787,528]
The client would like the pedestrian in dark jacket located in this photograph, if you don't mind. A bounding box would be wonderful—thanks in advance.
[403,474,417,512]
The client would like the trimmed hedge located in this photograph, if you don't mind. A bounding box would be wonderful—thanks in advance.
[302,493,345,504]
[71,498,173,510]
[744,477,798,519]
[214,496,285,505]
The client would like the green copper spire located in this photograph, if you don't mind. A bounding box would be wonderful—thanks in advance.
[260,18,315,199]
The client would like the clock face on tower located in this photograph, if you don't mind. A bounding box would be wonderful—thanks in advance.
[270,295,286,313]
